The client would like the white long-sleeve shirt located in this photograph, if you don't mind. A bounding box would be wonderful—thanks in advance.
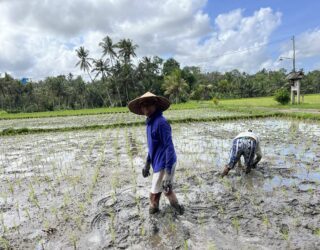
[235,131,262,158]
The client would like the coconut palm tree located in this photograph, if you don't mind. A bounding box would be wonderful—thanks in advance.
[162,69,189,103]
[75,46,93,82]
[99,36,117,64]
[116,39,138,102]
[99,36,122,105]
[117,39,138,64]
[91,59,113,107]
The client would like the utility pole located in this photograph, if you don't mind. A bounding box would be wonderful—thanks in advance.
[292,35,296,72]
[281,35,303,104]
[280,36,296,73]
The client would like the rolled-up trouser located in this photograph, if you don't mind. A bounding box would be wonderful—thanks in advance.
[150,163,176,194]
[228,137,256,169]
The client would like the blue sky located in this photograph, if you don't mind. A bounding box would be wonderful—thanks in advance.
[206,0,319,36]
[0,0,319,79]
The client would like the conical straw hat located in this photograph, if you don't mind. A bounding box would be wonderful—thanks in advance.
[128,92,171,115]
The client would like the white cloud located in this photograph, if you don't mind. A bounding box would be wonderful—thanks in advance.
[0,0,211,79]
[176,7,282,73]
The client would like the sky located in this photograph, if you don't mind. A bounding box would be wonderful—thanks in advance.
[0,0,319,80]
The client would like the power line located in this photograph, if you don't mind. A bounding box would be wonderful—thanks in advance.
[179,35,292,61]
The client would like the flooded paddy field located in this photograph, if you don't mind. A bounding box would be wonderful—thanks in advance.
[0,109,241,131]
[0,118,319,249]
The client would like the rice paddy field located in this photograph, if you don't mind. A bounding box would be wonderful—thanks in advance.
[0,105,319,249]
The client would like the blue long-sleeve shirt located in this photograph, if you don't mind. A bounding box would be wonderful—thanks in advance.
[146,110,177,174]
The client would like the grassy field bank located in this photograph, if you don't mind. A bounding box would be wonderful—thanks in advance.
[219,93,320,109]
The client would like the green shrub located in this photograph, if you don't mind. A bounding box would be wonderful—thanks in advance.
[274,89,290,105]
[212,97,219,105]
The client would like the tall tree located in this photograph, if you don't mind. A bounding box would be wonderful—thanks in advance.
[75,46,93,82]
[163,58,180,76]
[162,69,189,103]
[117,39,138,64]
[116,39,138,101]
[99,36,118,64]
[91,59,113,106]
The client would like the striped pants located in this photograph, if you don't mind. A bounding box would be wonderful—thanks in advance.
[228,137,256,169]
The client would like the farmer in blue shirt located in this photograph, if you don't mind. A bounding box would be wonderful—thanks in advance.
[128,92,184,215]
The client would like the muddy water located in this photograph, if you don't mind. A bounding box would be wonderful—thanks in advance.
[0,118,319,249]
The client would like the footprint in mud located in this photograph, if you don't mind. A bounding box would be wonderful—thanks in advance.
[90,187,147,248]
[89,186,191,249]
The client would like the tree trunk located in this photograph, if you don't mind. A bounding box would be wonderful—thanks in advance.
[116,86,122,106]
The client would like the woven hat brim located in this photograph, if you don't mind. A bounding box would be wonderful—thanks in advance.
[128,96,170,115]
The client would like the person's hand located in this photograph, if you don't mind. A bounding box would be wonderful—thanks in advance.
[142,161,151,178]
[162,179,172,193]
[221,165,230,178]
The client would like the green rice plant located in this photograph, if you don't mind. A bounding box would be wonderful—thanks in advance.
[0,237,10,249]
[92,167,100,187]
[280,229,289,241]
[77,202,85,215]
[15,201,20,220]
[199,211,206,227]
[50,206,59,220]
[43,219,50,232]
[69,232,78,250]
[28,184,40,209]
[23,207,31,220]
[262,215,270,228]
[8,182,14,196]
[235,191,241,202]
[0,212,7,234]
[109,209,116,243]
[74,215,83,231]
[231,217,240,235]
[13,219,20,235]
[62,212,71,223]
[1,193,8,207]
[181,184,189,200]
[63,193,71,207]
[184,239,188,250]
[222,178,232,191]
[208,241,217,250]
[140,225,145,236]
[218,205,225,215]
[169,221,177,234]
[314,228,320,237]
[195,176,203,186]
[281,186,288,199]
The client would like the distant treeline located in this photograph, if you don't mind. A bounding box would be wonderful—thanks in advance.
[0,36,319,112]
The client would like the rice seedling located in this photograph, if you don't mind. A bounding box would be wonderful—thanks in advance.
[208,241,217,250]
[0,212,7,234]
[69,232,78,250]
[231,217,240,235]
[0,237,10,249]
[280,228,289,241]
[262,215,270,228]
